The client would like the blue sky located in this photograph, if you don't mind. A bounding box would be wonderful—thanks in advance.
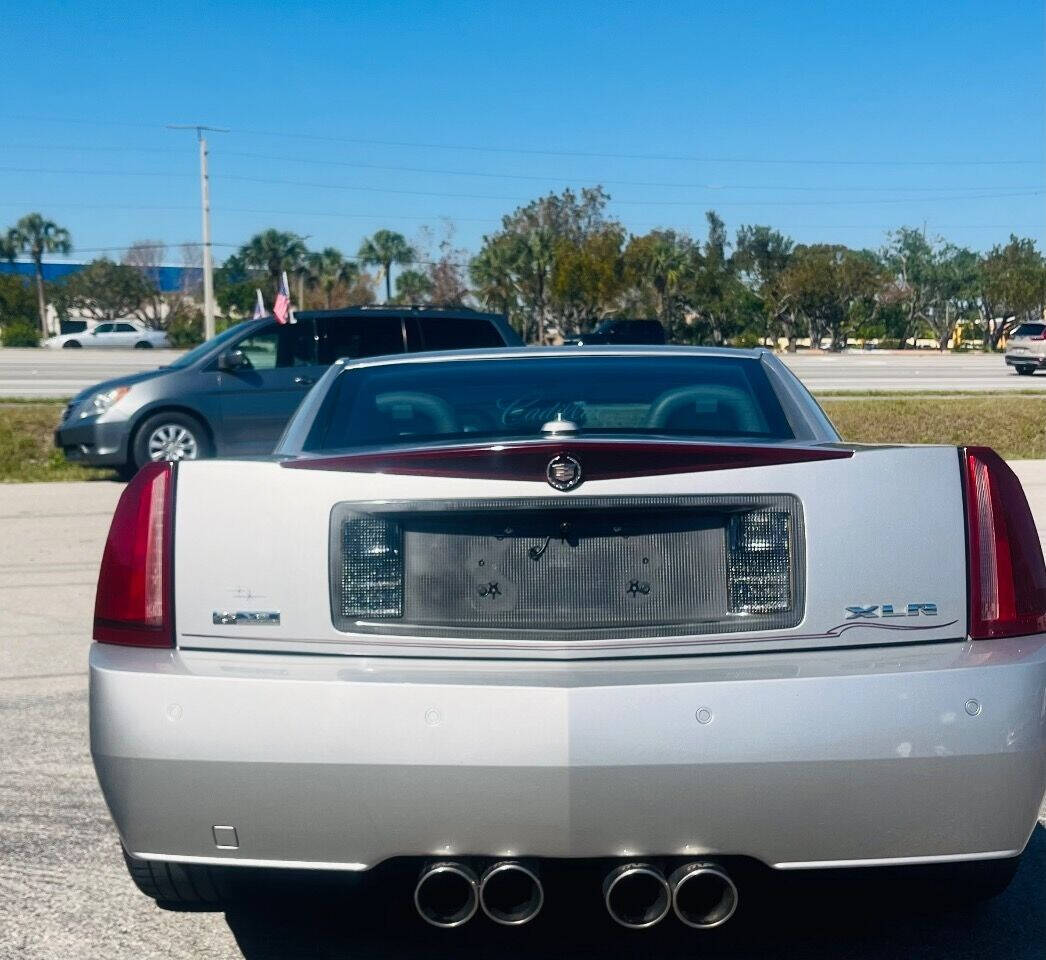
[1,0,1042,266]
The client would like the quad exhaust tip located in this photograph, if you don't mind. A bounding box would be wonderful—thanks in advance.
[479,861,544,926]
[669,862,739,929]
[414,862,479,929]
[603,863,672,929]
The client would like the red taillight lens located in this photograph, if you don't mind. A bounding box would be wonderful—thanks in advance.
[93,461,174,647]
[963,446,1046,639]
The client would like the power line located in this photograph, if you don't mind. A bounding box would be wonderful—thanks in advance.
[0,164,192,179]
[226,127,1046,167]
[1,201,1042,236]
[9,161,1039,206]
[8,161,1041,200]
[219,173,1044,207]
[217,149,1044,193]
[1,142,1040,193]
[0,113,1038,166]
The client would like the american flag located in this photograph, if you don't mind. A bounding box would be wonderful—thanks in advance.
[252,288,266,320]
[273,271,294,325]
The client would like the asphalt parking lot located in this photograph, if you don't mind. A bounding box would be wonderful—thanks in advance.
[1,347,1045,397]
[2,477,1045,959]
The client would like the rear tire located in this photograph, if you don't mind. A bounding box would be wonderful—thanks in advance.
[62,340,82,349]
[131,411,210,469]
[1016,365,1035,376]
[134,341,153,349]
[122,848,224,909]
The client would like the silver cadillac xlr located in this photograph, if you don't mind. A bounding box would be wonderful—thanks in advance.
[90,346,1046,931]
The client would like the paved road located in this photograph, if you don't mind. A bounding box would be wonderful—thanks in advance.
[0,347,186,398]
[0,346,1043,397]
[2,476,1045,959]
[780,352,1045,392]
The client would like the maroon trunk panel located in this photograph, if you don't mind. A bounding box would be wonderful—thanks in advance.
[281,440,852,484]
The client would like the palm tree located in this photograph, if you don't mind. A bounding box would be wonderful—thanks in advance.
[624,230,693,335]
[238,230,308,293]
[470,238,520,320]
[305,248,360,309]
[8,213,72,336]
[393,269,433,305]
[357,230,415,301]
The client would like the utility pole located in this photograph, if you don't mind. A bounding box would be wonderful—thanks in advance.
[168,124,228,341]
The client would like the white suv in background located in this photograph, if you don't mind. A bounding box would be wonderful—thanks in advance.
[42,320,170,350]
[1004,322,1046,375]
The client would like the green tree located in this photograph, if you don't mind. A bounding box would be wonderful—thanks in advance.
[781,245,884,350]
[470,235,521,320]
[7,213,72,336]
[357,230,416,301]
[214,253,261,318]
[393,268,434,304]
[470,187,618,342]
[881,228,937,348]
[305,248,360,309]
[549,225,627,334]
[0,274,39,346]
[680,211,755,345]
[734,225,795,349]
[238,229,308,292]
[978,235,1046,349]
[53,259,158,325]
[623,229,695,337]
[929,246,980,350]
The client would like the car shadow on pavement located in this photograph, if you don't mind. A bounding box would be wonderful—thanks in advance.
[224,826,1045,960]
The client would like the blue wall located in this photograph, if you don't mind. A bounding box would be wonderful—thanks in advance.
[0,261,202,293]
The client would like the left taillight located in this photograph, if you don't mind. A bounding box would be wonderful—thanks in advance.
[93,461,175,647]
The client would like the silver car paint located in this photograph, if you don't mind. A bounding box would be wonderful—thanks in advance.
[89,346,1046,875]
[90,637,1046,871]
[1004,326,1046,370]
[170,447,967,660]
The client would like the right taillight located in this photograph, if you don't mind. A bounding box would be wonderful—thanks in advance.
[963,446,1046,639]
[93,461,175,648]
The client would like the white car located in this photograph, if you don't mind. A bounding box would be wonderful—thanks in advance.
[1004,321,1046,375]
[43,320,169,349]
[90,346,1046,931]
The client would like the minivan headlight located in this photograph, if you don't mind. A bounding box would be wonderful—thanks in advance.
[80,386,130,418]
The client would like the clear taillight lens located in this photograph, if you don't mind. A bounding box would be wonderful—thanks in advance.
[338,516,403,619]
[727,510,792,614]
[964,446,1046,639]
[93,461,174,647]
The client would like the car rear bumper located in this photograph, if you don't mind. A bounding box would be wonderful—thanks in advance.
[54,416,129,466]
[89,638,1046,873]
[1005,353,1046,367]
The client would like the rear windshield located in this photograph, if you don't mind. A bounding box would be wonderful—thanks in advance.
[303,355,793,452]
[1012,323,1045,338]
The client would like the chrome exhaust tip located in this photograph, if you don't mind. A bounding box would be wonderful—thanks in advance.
[603,863,672,929]
[414,861,479,929]
[669,862,738,929]
[479,861,544,926]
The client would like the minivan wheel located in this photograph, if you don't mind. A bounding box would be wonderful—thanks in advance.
[132,411,209,468]
[62,340,82,348]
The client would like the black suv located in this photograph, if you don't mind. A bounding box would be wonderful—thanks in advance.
[55,306,520,472]
[564,318,666,346]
